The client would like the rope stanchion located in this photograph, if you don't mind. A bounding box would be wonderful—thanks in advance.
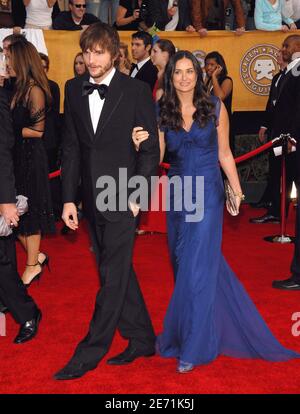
[264,134,296,244]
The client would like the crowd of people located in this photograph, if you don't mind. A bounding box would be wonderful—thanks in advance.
[0,1,300,34]
[0,2,300,382]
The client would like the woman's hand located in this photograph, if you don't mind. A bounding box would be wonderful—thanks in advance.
[186,25,196,32]
[212,65,223,78]
[289,23,298,31]
[132,127,149,151]
[281,25,290,32]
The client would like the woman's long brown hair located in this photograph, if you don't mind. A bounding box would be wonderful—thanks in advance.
[8,40,52,108]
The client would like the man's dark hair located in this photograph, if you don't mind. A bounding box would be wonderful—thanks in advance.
[132,31,153,49]
[80,22,120,59]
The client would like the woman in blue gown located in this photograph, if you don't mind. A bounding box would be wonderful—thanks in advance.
[133,50,299,373]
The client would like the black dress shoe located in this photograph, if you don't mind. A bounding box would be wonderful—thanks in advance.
[272,278,300,290]
[250,214,280,224]
[54,360,98,380]
[107,346,155,365]
[14,309,42,344]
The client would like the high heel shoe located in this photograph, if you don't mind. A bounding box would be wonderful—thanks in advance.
[38,253,50,272]
[23,263,43,288]
[176,360,194,374]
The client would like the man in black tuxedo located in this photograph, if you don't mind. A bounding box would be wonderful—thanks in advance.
[250,37,299,224]
[272,37,300,290]
[54,22,159,380]
[130,31,158,92]
[0,88,42,344]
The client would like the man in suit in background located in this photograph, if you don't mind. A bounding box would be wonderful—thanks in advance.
[250,38,298,224]
[130,31,158,92]
[0,88,42,344]
[54,22,159,380]
[272,36,300,290]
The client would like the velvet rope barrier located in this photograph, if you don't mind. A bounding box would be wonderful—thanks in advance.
[160,137,282,171]
[48,136,282,178]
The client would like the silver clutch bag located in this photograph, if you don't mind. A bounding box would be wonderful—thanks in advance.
[0,195,28,237]
[224,180,239,216]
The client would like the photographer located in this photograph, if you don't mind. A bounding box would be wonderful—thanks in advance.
[149,0,195,32]
[115,0,153,31]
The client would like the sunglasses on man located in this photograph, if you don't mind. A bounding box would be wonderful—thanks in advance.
[71,3,87,8]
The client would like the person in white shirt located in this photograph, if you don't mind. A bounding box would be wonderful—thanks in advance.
[23,0,57,30]
[283,0,300,28]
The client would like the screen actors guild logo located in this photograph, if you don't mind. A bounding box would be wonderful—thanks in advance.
[240,44,280,96]
[192,50,206,69]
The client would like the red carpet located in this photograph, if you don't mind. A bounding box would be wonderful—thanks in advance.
[1,205,300,394]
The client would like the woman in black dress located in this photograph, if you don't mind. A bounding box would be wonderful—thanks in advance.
[204,51,234,150]
[6,40,55,286]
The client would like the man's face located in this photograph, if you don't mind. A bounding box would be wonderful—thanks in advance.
[281,38,300,63]
[70,0,86,20]
[131,38,150,62]
[2,40,11,56]
[83,45,115,82]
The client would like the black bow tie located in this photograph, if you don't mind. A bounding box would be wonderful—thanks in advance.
[131,63,139,72]
[82,81,109,99]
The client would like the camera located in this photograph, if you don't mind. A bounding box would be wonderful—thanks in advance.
[139,1,148,21]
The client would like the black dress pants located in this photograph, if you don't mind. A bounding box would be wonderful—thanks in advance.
[73,213,156,365]
[0,235,38,324]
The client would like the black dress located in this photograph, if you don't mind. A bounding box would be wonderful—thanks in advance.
[11,85,55,236]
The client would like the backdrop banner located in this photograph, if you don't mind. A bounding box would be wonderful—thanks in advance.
[43,30,291,112]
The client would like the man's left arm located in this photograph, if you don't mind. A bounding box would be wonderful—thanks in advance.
[291,73,300,145]
[134,83,160,182]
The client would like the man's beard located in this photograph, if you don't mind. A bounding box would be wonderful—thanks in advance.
[89,61,114,81]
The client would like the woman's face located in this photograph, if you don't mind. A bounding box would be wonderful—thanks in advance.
[5,51,16,77]
[204,58,218,77]
[74,54,86,76]
[151,44,169,67]
[172,57,197,94]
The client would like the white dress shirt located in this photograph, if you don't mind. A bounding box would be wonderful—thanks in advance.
[130,56,151,78]
[165,0,179,31]
[88,67,116,133]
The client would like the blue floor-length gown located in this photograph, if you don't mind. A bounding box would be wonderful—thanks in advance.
[157,98,299,365]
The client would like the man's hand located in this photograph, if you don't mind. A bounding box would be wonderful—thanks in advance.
[62,202,79,230]
[0,76,5,87]
[235,27,246,36]
[167,6,177,18]
[13,26,22,34]
[186,25,196,32]
[198,28,208,37]
[258,127,267,143]
[129,201,140,217]
[281,25,290,32]
[0,203,19,227]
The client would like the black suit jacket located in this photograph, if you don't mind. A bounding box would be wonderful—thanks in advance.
[149,0,192,30]
[261,71,281,131]
[62,70,160,223]
[129,59,158,92]
[268,64,300,179]
[0,89,16,204]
